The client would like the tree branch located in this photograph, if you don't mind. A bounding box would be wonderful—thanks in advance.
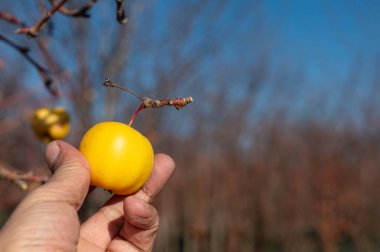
[0,33,58,96]
[49,0,98,18]
[0,11,26,26]
[104,78,193,125]
[0,163,48,190]
[16,0,68,37]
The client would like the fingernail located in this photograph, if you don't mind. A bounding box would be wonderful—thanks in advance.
[45,140,61,170]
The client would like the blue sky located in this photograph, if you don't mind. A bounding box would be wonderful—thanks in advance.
[1,0,379,126]
[272,0,380,79]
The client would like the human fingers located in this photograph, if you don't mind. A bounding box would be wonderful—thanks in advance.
[41,140,91,208]
[78,153,175,251]
[134,153,176,203]
[107,196,159,252]
[0,141,91,251]
[20,140,91,210]
[109,154,175,251]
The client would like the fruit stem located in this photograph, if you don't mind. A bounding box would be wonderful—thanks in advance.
[128,104,145,126]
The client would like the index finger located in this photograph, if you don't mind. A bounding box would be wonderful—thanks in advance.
[78,153,175,250]
[134,153,176,203]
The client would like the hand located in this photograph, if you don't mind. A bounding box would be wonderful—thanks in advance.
[0,140,175,251]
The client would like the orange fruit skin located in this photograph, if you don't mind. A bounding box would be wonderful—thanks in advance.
[79,122,154,195]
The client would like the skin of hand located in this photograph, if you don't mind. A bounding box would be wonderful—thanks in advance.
[0,140,175,251]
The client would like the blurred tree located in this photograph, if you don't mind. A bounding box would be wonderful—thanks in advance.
[1,0,380,251]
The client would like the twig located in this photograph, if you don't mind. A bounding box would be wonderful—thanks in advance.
[0,11,26,26]
[0,9,60,96]
[0,163,48,190]
[115,0,128,24]
[0,33,58,96]
[104,78,144,101]
[104,78,193,125]
[49,0,98,18]
[16,0,68,37]
[36,37,62,95]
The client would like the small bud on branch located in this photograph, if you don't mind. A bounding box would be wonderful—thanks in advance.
[104,78,193,125]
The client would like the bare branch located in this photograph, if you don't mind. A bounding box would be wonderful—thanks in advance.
[16,0,68,37]
[115,0,128,24]
[104,77,144,101]
[0,33,58,96]
[104,78,193,125]
[0,9,60,95]
[0,11,26,26]
[49,0,98,18]
[0,163,48,190]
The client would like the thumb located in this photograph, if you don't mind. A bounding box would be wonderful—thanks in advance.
[23,140,91,210]
[0,141,91,250]
[41,140,91,209]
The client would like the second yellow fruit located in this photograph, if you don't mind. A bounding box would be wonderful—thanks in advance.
[32,107,70,143]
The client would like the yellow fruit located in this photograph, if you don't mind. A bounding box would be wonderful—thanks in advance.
[32,107,70,143]
[79,121,154,195]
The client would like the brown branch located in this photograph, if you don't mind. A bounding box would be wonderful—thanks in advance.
[0,163,48,190]
[0,33,58,96]
[15,0,68,37]
[116,0,128,24]
[49,0,97,18]
[104,78,193,125]
[104,77,144,101]
[0,9,59,95]
[36,37,62,95]
[0,11,26,26]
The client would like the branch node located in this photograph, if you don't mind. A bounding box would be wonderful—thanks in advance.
[16,0,68,37]
[104,78,193,126]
